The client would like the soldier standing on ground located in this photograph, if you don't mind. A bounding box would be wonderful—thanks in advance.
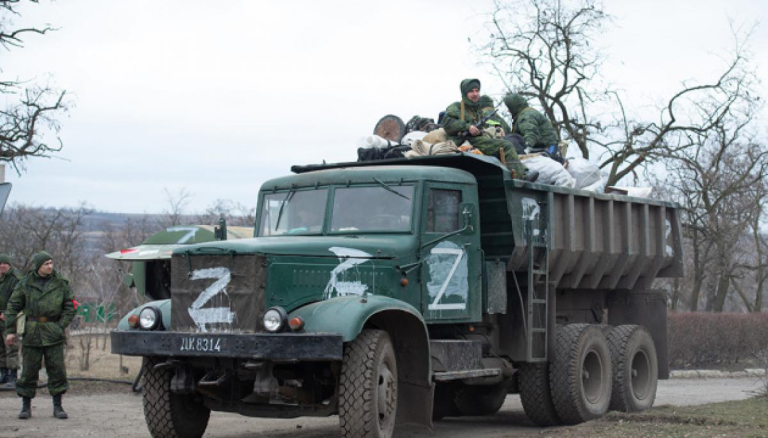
[0,253,22,388]
[4,251,75,420]
[503,93,559,153]
[442,78,529,178]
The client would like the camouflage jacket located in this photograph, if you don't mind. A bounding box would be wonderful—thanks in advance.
[4,270,75,347]
[512,108,559,149]
[0,268,22,312]
[443,96,511,142]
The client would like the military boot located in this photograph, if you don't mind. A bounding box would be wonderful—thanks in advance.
[18,397,31,420]
[52,394,68,419]
[0,367,8,384]
[3,369,17,388]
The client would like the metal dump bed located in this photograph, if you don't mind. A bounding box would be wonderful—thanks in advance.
[504,179,684,290]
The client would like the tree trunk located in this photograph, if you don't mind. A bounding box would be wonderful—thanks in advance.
[712,270,731,312]
[689,229,704,312]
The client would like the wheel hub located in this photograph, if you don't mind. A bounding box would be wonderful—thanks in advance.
[377,362,396,426]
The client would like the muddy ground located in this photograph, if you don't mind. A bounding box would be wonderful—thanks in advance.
[0,378,762,438]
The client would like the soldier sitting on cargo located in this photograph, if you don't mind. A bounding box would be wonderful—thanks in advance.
[504,93,559,157]
[442,78,528,178]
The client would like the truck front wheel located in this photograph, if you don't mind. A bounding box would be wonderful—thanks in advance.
[607,325,658,412]
[142,357,210,438]
[550,324,612,424]
[339,329,398,438]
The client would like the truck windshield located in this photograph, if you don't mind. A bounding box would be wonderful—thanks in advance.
[258,189,328,236]
[330,185,414,233]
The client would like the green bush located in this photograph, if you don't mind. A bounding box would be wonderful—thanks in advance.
[668,312,768,368]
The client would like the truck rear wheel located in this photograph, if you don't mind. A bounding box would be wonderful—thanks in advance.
[519,363,561,426]
[339,329,398,438]
[142,357,210,438]
[550,324,612,424]
[453,382,507,416]
[607,325,658,412]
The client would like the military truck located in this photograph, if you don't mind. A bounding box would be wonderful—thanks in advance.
[106,223,254,299]
[111,153,682,438]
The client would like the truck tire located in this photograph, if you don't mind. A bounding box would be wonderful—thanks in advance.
[550,324,612,424]
[142,357,210,438]
[606,325,658,412]
[519,363,561,426]
[339,330,398,438]
[453,382,507,416]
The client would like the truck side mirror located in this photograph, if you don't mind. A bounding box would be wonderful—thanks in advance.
[122,272,136,289]
[460,202,475,232]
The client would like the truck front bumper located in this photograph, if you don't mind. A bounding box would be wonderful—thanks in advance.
[111,330,344,361]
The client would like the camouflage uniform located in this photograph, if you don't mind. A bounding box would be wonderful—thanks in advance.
[443,79,527,178]
[4,265,75,399]
[504,93,559,149]
[0,265,22,374]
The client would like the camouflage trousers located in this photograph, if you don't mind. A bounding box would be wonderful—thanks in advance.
[470,136,528,178]
[17,343,68,399]
[0,330,19,370]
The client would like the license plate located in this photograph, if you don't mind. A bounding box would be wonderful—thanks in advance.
[178,336,224,353]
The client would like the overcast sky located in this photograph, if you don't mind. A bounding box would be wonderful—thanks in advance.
[4,0,767,214]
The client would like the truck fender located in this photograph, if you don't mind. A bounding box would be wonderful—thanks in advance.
[116,299,171,331]
[289,295,434,429]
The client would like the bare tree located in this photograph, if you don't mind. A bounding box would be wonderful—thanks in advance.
[196,199,257,228]
[0,203,92,287]
[482,0,758,186]
[658,112,767,312]
[1,0,69,171]
[158,187,193,228]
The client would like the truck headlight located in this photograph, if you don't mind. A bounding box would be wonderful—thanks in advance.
[139,306,161,330]
[263,307,287,333]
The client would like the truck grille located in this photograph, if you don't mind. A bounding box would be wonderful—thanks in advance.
[170,254,266,333]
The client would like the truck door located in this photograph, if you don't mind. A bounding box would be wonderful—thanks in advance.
[420,184,482,323]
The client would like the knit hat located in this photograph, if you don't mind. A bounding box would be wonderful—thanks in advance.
[32,251,53,271]
[460,78,481,96]
[0,253,11,266]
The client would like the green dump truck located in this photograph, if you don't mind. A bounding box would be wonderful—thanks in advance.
[111,153,683,438]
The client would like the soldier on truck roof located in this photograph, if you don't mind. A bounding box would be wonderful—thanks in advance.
[442,78,529,178]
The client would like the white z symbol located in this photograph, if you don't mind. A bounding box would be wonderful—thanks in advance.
[428,248,466,310]
[188,267,235,332]
[167,226,198,244]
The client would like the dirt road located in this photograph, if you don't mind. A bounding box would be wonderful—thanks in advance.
[0,378,762,438]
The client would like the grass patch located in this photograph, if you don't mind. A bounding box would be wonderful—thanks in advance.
[540,398,768,438]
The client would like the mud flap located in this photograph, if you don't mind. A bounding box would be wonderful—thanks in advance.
[396,381,434,430]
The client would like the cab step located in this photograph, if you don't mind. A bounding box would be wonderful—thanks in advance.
[433,368,502,382]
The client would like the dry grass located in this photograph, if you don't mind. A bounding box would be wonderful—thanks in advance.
[64,331,141,381]
[546,398,768,437]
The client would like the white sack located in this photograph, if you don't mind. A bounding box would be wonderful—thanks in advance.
[356,134,399,150]
[524,155,576,187]
[400,131,427,147]
[565,157,602,189]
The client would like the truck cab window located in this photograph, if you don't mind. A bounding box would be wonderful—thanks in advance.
[330,185,414,233]
[259,189,328,236]
[427,189,461,233]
